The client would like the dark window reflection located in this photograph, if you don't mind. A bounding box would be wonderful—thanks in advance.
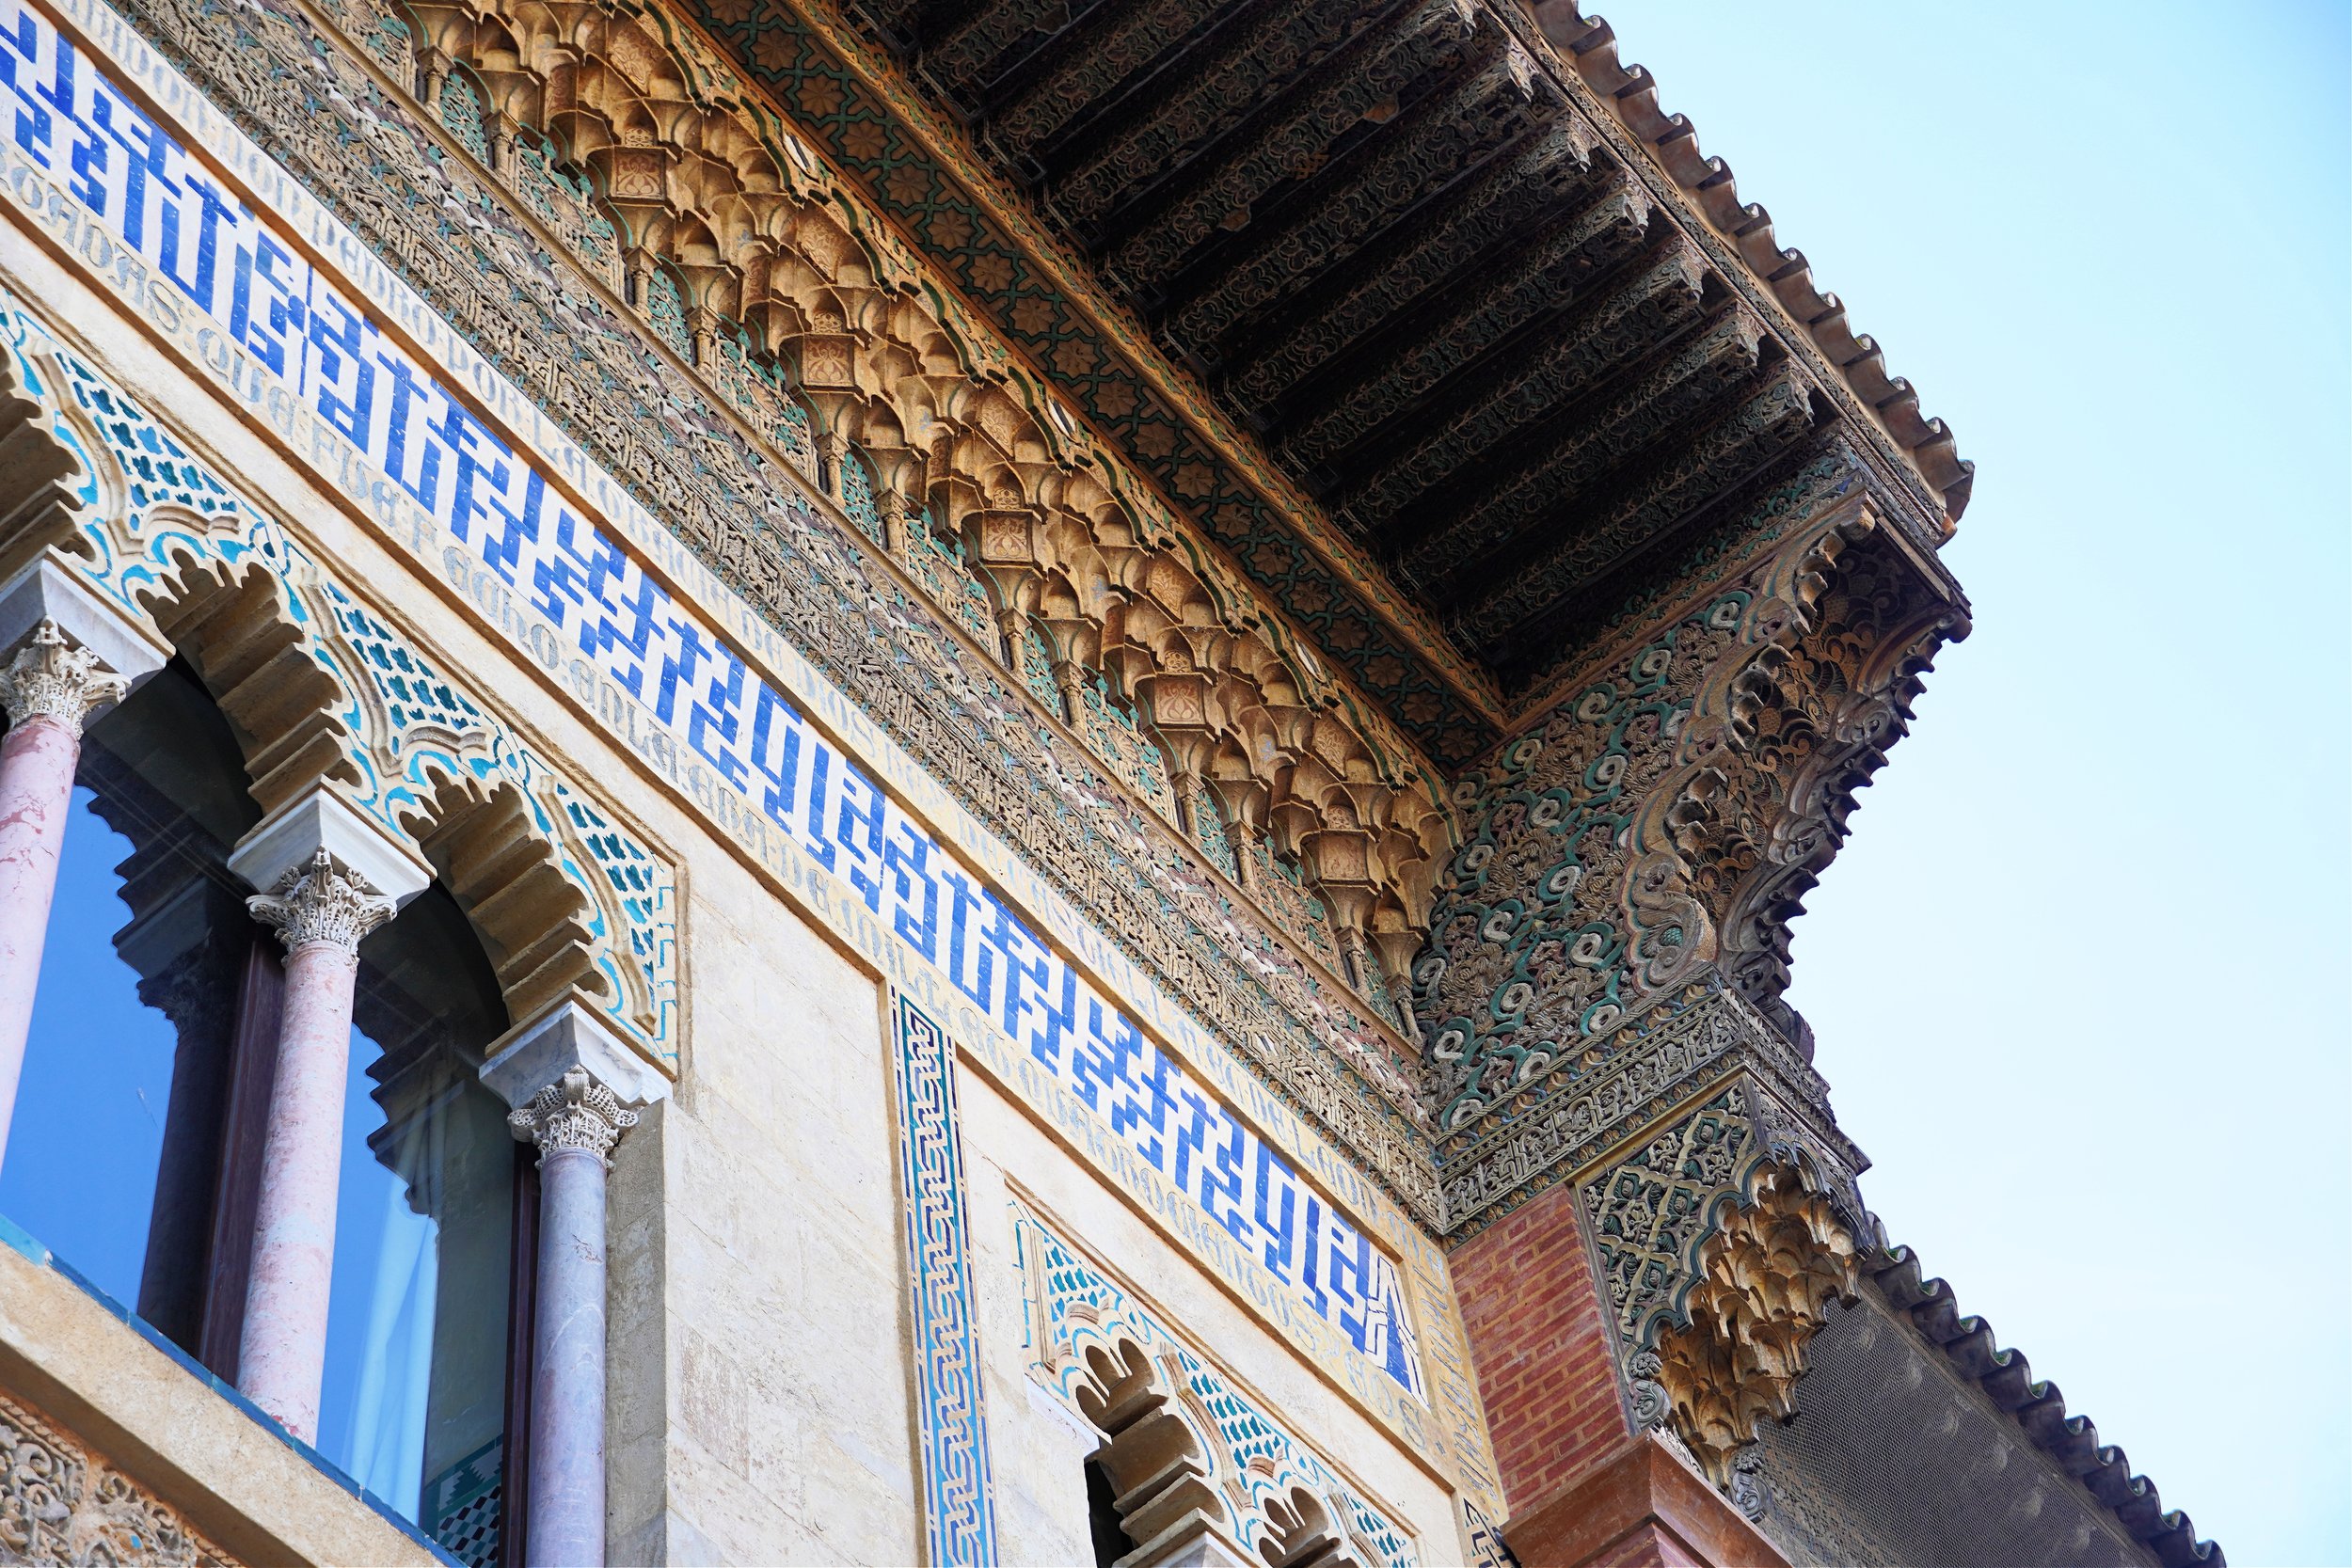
[321,881,514,1554]
[0,660,259,1350]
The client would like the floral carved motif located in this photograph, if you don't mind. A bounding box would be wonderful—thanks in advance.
[1418,492,1967,1141]
[0,1388,241,1567]
[0,620,126,734]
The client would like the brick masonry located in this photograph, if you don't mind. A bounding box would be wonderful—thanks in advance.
[1450,1181,1631,1516]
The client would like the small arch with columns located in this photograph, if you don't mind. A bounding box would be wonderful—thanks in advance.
[0,315,675,1561]
[1013,1205,1419,1568]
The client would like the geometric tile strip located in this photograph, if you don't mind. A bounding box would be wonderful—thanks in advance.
[892,994,999,1567]
[0,4,1422,1392]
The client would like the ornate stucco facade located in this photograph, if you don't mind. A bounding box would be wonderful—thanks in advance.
[0,0,2217,1565]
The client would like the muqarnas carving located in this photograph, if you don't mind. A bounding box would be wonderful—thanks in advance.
[1587,1077,1870,1486]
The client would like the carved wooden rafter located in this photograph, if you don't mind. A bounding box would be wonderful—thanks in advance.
[378,0,1452,948]
[819,0,1969,693]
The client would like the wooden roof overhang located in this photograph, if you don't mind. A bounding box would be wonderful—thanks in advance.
[820,0,1969,745]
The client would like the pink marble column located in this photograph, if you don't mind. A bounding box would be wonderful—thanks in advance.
[0,621,127,1167]
[235,847,393,1441]
[510,1067,636,1568]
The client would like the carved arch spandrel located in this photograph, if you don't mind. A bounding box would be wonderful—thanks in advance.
[1012,1207,1422,1568]
[0,336,679,1072]
[378,0,1452,966]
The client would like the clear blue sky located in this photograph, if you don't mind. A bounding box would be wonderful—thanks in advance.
[1622,3,2349,1564]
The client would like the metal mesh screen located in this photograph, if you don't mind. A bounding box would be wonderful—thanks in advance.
[1752,1291,2155,1568]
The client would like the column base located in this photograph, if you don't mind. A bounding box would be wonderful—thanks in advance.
[1505,1432,1788,1568]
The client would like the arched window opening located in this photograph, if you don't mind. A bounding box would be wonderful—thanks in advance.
[324,880,517,1558]
[0,657,259,1346]
[1086,1456,1136,1568]
[0,653,529,1565]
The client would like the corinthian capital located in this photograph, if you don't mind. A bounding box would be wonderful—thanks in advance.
[509,1066,638,1164]
[246,847,396,955]
[0,620,129,735]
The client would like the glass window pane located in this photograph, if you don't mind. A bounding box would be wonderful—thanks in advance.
[0,662,257,1355]
[0,784,177,1300]
[317,885,514,1563]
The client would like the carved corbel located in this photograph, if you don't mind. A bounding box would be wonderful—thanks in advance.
[1582,1071,1869,1492]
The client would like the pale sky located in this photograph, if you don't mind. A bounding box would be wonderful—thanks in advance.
[1620,3,2350,1564]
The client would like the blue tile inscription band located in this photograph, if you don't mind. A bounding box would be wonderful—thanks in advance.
[891,996,997,1568]
[0,0,1426,1398]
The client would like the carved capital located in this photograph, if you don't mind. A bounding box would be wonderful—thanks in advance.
[508,1065,638,1164]
[0,619,129,735]
[245,846,395,955]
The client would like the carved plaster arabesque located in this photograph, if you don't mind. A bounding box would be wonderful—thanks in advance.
[80,0,1445,1218]
[0,333,681,1077]
[0,1386,243,1567]
[1418,493,1965,1145]
[1580,1077,1868,1493]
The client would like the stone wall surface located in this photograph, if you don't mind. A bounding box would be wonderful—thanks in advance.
[610,858,916,1565]
[0,44,1495,1567]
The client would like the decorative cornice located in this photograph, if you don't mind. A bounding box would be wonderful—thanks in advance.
[89,0,1443,1218]
[681,0,1509,764]
[508,1065,640,1164]
[1508,1,1970,534]
[245,847,396,957]
[0,618,127,734]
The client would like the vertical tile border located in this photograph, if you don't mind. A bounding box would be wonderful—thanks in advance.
[890,991,998,1567]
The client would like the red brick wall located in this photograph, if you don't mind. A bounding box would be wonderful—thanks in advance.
[1450,1180,1632,1516]
[1587,1525,1708,1568]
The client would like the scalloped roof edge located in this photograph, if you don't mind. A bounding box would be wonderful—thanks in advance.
[1868,1242,2224,1568]
[1520,3,1975,528]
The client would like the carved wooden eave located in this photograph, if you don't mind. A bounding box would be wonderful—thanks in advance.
[345,0,1461,980]
[753,0,1968,726]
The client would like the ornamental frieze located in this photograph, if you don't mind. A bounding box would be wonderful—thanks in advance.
[59,0,1448,1217]
[0,1387,244,1567]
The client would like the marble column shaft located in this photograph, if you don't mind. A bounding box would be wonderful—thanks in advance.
[236,847,392,1440]
[513,1067,635,1568]
[0,622,127,1164]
